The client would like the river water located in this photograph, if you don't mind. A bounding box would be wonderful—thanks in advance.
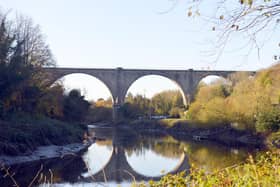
[0,126,261,187]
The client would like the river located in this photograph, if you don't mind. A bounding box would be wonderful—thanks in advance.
[0,126,262,187]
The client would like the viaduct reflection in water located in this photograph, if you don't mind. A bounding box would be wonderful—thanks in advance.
[82,145,189,182]
[81,127,189,183]
[0,126,256,186]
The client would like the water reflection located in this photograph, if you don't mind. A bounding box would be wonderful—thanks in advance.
[0,126,260,187]
[80,133,188,183]
[82,141,113,177]
[125,136,185,177]
[126,149,182,177]
[181,141,250,171]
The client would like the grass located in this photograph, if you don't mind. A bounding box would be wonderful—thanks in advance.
[145,150,280,187]
[159,118,229,129]
[122,118,228,130]
[266,131,280,150]
[0,113,86,156]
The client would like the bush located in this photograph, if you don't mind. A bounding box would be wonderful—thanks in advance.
[169,107,184,118]
[148,151,280,187]
[0,114,86,155]
[256,106,280,132]
[86,106,112,122]
[119,103,142,119]
[63,89,90,122]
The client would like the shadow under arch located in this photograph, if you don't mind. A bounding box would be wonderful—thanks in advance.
[51,73,114,102]
[123,74,188,106]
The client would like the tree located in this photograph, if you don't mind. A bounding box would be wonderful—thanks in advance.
[188,82,230,123]
[63,89,90,122]
[0,11,55,115]
[256,105,280,132]
[186,0,280,61]
[94,98,113,108]
[229,72,252,87]
[14,15,54,67]
[37,84,65,118]
[121,90,186,119]
[151,90,185,116]
[121,93,152,119]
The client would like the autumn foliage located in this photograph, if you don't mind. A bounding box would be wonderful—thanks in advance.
[188,64,280,132]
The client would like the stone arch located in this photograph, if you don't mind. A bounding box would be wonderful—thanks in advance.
[120,73,188,106]
[196,72,231,84]
[198,75,229,85]
[46,71,114,103]
[192,71,234,93]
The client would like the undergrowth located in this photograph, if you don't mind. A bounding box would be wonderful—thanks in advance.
[0,113,86,156]
[145,150,280,187]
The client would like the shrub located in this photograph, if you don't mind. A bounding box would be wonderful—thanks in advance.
[256,106,280,132]
[169,107,184,118]
[148,151,280,187]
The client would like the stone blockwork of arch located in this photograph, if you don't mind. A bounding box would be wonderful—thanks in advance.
[44,67,255,120]
[44,68,116,101]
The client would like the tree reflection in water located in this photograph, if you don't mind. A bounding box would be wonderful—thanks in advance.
[0,126,259,186]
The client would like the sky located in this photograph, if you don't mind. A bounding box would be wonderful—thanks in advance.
[1,0,279,100]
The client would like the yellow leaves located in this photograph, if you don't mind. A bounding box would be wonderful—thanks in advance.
[240,0,253,6]
[187,7,200,17]
[149,151,280,187]
[94,98,112,108]
[189,64,280,130]
[196,84,227,102]
[202,97,228,123]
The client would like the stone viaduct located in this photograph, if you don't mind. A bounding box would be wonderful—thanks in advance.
[44,67,255,120]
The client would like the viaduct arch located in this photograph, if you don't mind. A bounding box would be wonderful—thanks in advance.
[44,67,255,120]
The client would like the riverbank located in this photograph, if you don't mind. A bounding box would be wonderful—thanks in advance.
[0,114,87,156]
[114,119,266,148]
[147,149,280,187]
[0,143,89,166]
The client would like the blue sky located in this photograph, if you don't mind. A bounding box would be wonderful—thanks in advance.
[1,0,279,100]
